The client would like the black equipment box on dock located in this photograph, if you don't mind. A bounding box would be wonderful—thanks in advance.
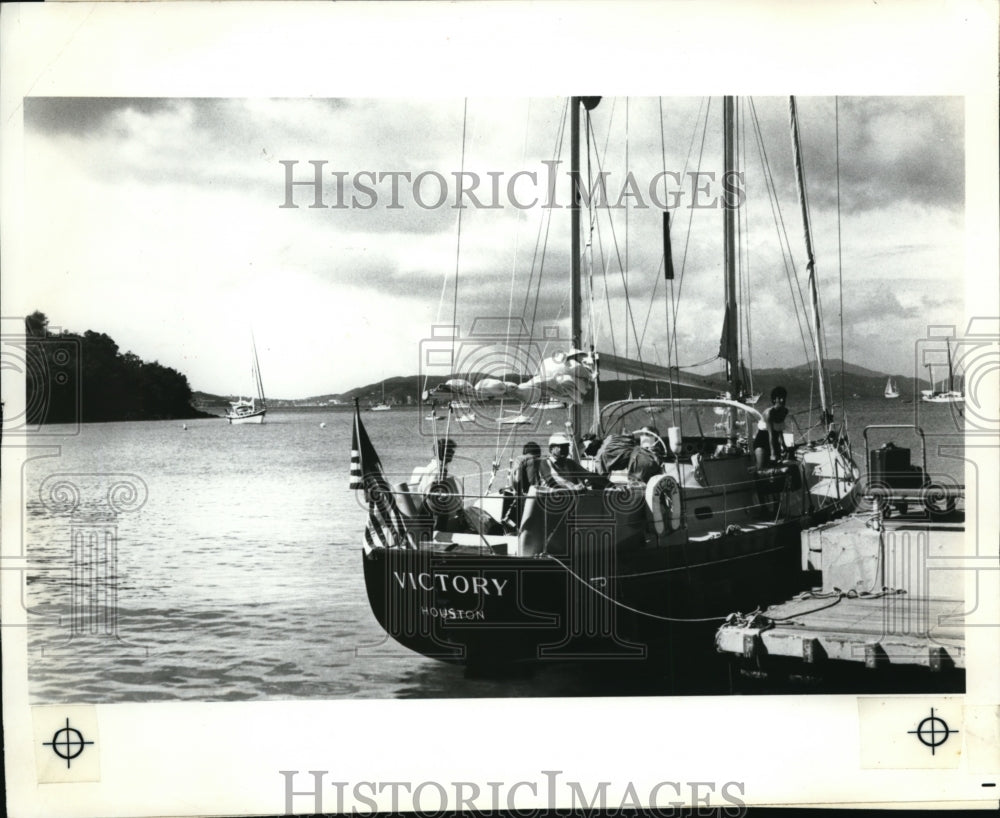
[869,443,925,489]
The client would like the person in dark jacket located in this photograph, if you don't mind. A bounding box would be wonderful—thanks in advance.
[754,386,790,470]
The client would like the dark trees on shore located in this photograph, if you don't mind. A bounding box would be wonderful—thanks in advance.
[24,311,210,423]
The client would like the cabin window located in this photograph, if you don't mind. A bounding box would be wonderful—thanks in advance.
[693,506,714,520]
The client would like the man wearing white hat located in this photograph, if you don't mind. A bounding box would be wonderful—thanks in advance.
[537,431,589,490]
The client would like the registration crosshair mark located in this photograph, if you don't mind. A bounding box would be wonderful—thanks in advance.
[43,718,95,769]
[907,707,958,756]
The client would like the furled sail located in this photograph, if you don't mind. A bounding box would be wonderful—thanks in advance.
[429,349,597,406]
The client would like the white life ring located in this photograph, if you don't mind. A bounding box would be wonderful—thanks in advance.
[645,474,682,534]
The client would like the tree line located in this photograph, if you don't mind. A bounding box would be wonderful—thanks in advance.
[24,311,213,423]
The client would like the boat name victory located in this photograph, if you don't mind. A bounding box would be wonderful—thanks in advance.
[392,571,508,596]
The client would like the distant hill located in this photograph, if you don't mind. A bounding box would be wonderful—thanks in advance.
[751,359,935,406]
[211,359,933,411]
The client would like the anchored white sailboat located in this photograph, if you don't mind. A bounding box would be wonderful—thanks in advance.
[370,380,391,411]
[226,333,266,425]
[884,377,899,399]
[921,339,964,403]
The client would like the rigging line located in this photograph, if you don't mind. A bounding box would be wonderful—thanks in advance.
[669,97,713,379]
[519,99,567,328]
[587,95,615,369]
[665,95,705,397]
[588,116,647,381]
[659,96,679,415]
[791,102,836,412]
[588,121,624,373]
[625,97,629,361]
[489,403,522,488]
[747,98,813,346]
[738,98,754,384]
[594,200,620,364]
[585,100,600,361]
[674,354,721,369]
[749,99,813,357]
[599,96,618,171]
[504,100,533,368]
[497,100,535,467]
[536,100,598,363]
[450,98,470,374]
[525,100,574,344]
[634,99,672,357]
[747,98,814,368]
[636,105,669,353]
[835,97,847,420]
[637,256,664,351]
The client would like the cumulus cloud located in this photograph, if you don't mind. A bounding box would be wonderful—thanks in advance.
[21,96,966,396]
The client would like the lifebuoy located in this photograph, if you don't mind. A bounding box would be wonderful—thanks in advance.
[646,474,682,534]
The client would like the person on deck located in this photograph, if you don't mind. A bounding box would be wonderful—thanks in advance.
[538,432,589,491]
[754,386,790,470]
[502,441,543,528]
[628,425,666,482]
[580,432,603,459]
[510,440,542,493]
[411,437,458,496]
[410,437,465,530]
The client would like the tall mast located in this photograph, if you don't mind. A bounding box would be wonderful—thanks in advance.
[570,97,582,438]
[946,338,954,392]
[251,330,265,402]
[789,96,832,427]
[723,96,741,401]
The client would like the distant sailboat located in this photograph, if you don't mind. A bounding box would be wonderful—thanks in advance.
[921,339,964,403]
[884,377,899,399]
[226,333,266,425]
[529,398,566,410]
[371,380,391,411]
[451,401,477,422]
[496,407,531,425]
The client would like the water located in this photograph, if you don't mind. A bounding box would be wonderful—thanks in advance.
[21,398,966,702]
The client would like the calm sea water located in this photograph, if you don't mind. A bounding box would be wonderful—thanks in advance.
[22,397,966,703]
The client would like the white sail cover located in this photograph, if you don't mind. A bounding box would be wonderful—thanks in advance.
[430,350,596,406]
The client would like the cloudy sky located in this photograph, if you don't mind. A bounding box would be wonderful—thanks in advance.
[22,94,966,398]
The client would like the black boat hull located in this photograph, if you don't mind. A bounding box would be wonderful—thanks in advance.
[362,519,807,671]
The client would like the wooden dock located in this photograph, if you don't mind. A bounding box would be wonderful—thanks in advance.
[716,507,967,678]
[715,592,965,671]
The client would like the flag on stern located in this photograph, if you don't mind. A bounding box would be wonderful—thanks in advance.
[351,401,411,549]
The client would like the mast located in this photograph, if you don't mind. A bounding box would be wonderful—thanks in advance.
[250,330,265,403]
[946,338,954,392]
[723,96,741,401]
[789,96,832,427]
[570,97,583,438]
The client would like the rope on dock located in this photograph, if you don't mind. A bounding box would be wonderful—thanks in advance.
[542,553,730,623]
[765,586,907,623]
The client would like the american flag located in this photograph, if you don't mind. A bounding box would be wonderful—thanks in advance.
[351,402,411,549]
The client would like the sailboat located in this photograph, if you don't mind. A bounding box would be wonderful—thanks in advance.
[370,381,392,411]
[357,97,860,672]
[496,407,532,425]
[531,398,567,411]
[884,377,899,399]
[451,402,476,423]
[226,334,266,424]
[921,339,964,403]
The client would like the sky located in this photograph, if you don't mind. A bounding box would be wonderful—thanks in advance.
[21,95,966,398]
